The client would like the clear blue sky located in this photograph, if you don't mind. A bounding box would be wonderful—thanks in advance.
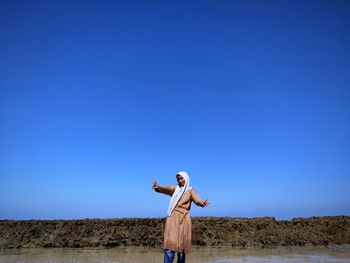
[0,0,349,220]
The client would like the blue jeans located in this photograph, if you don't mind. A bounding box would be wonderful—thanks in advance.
[164,249,186,263]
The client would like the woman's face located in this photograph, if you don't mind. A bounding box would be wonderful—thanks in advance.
[176,175,186,187]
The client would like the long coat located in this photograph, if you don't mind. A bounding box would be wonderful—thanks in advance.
[155,185,206,254]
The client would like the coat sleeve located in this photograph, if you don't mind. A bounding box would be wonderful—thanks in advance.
[191,188,205,207]
[155,185,176,196]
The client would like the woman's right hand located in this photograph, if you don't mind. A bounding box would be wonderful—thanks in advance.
[151,180,159,190]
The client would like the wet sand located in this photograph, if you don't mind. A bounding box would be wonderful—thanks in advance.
[0,245,350,262]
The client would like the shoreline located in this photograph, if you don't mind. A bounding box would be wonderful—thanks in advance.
[1,216,349,249]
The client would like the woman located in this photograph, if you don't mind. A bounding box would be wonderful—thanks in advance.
[152,171,209,263]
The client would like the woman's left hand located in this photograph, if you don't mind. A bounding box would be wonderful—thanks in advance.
[203,199,209,207]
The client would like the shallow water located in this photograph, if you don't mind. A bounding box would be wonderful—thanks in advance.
[1,245,350,263]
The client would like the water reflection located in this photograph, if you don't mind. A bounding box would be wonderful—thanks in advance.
[0,245,350,263]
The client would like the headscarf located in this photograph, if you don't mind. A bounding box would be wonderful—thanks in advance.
[167,171,192,216]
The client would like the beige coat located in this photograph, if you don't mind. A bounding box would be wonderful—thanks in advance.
[156,185,206,253]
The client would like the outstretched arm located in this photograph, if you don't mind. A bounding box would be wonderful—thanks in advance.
[152,180,176,196]
[191,188,209,207]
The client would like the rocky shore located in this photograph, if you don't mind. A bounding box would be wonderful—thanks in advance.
[1,216,349,249]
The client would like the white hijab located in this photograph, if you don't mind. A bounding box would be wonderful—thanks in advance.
[167,171,192,216]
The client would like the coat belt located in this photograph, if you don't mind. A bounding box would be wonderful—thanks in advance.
[173,207,189,224]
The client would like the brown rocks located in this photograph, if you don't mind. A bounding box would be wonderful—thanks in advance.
[0,216,349,249]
